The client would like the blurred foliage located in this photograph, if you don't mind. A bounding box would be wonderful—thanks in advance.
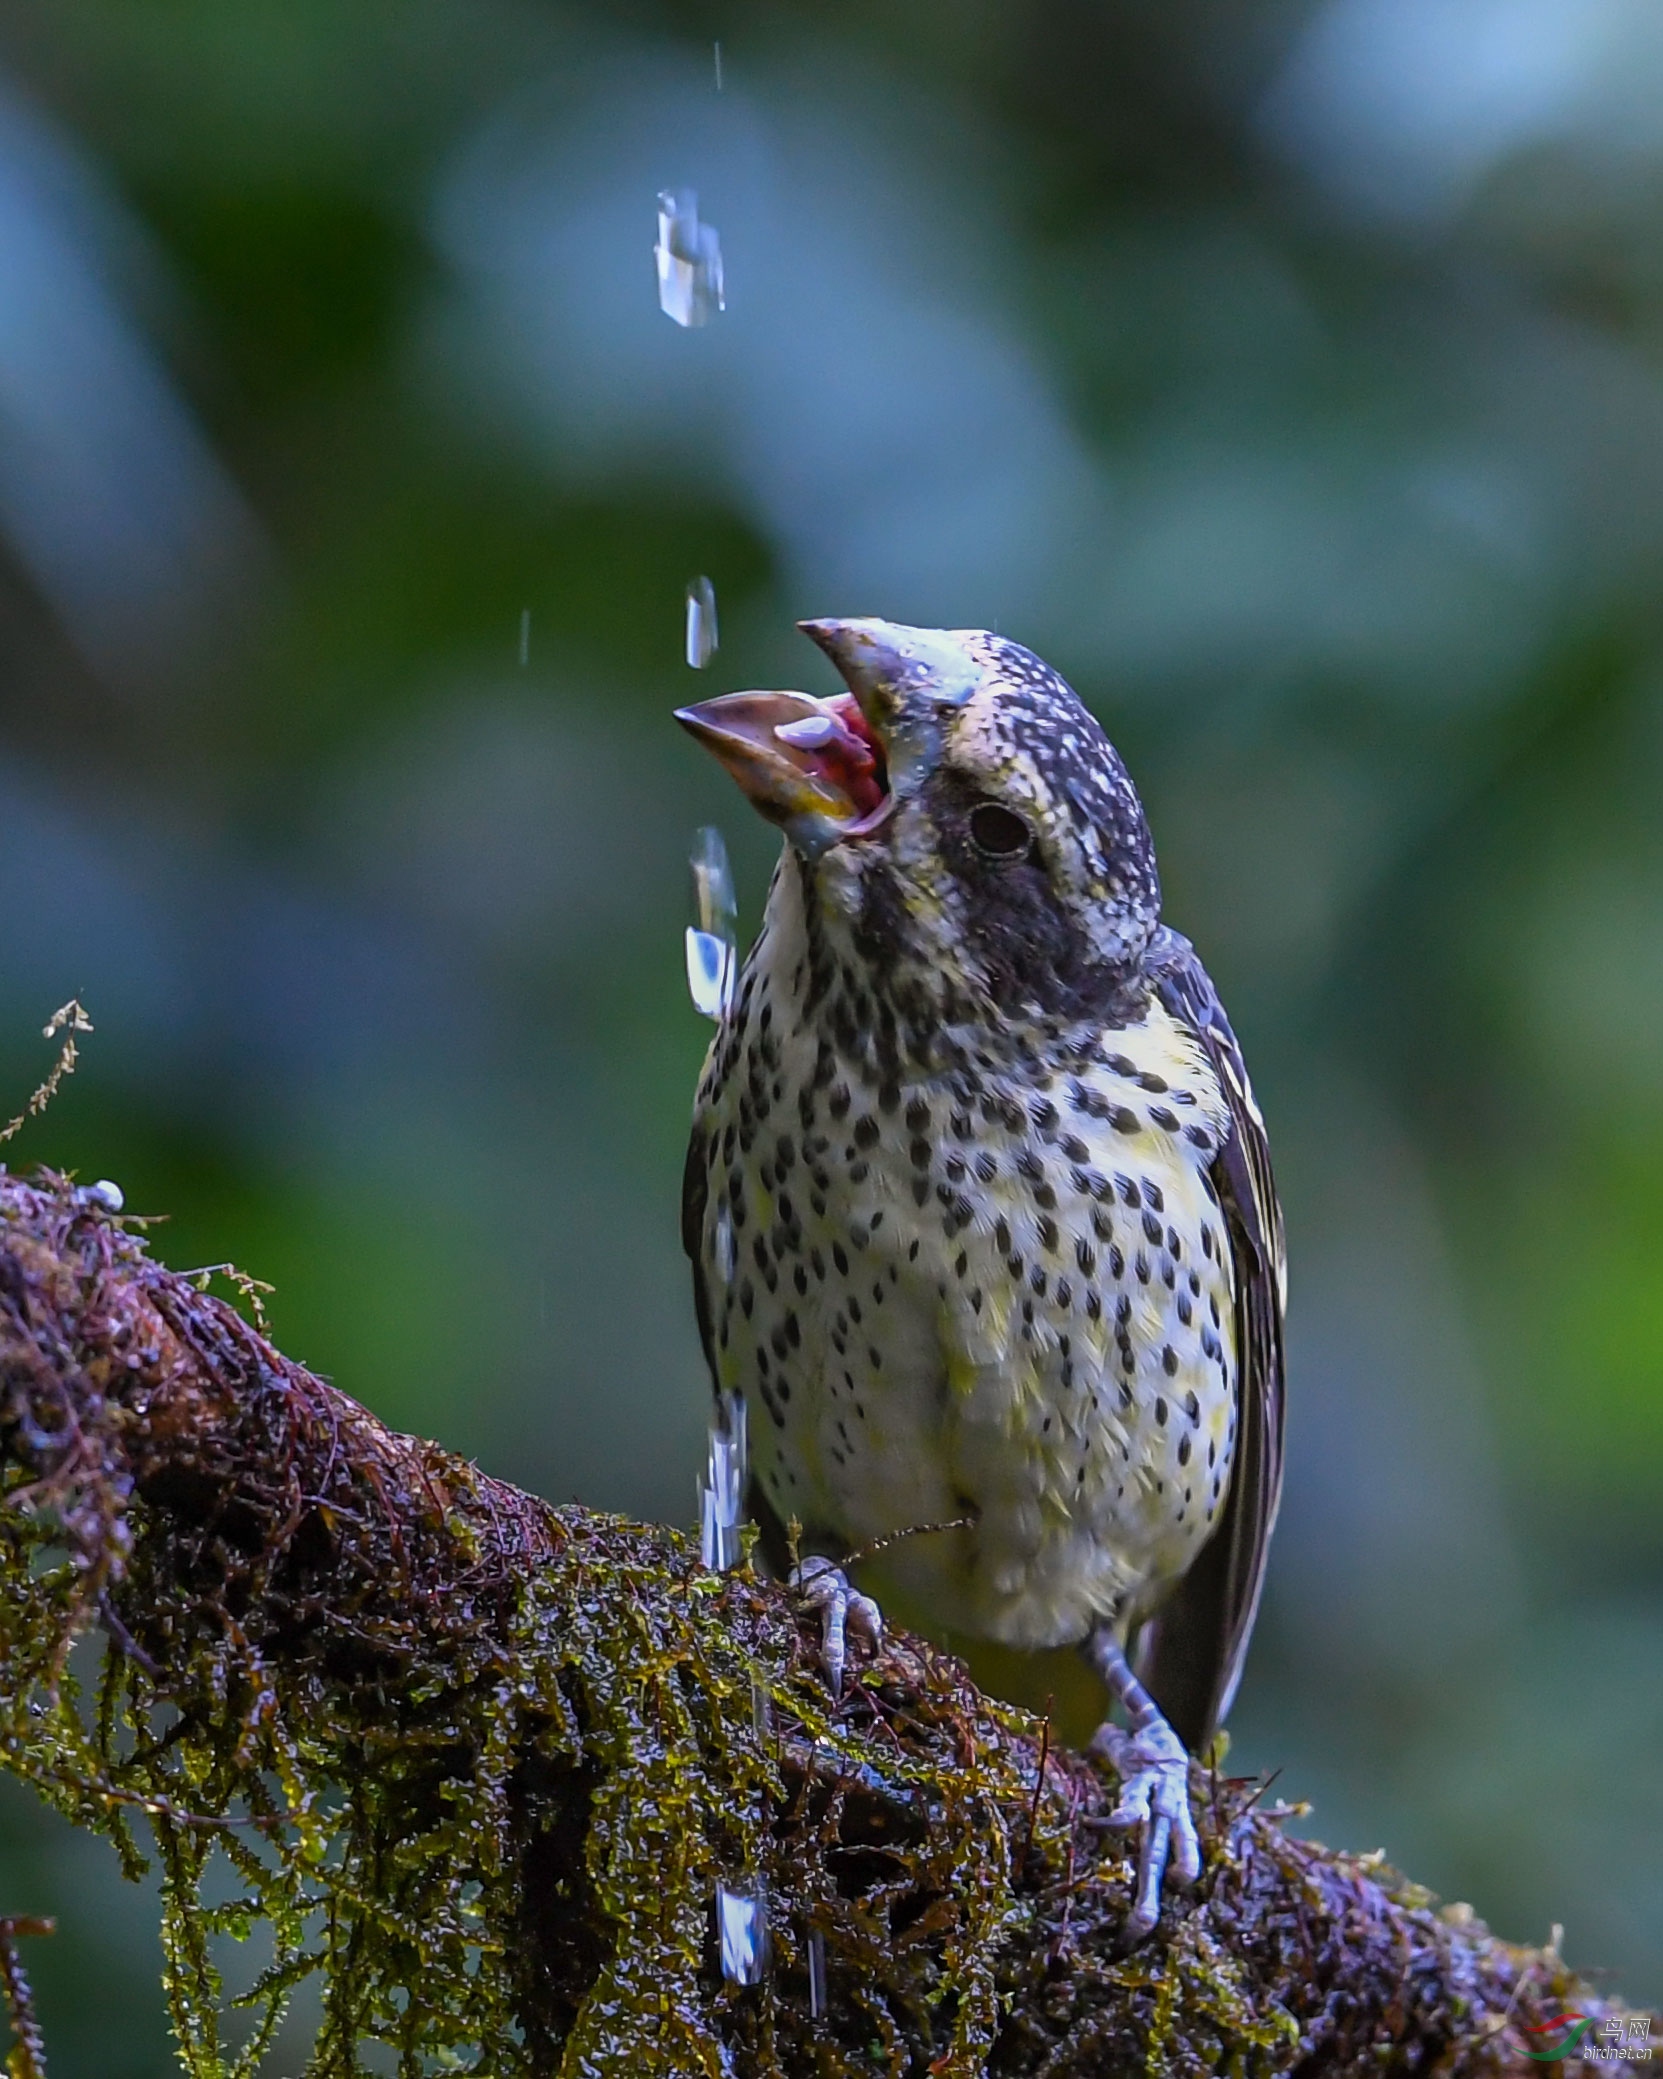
[0,0,1659,2066]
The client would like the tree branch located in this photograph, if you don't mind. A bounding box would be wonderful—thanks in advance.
[0,1169,1634,2075]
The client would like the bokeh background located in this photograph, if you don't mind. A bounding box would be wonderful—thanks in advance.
[0,1,1660,2065]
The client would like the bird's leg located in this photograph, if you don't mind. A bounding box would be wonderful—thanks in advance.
[791,1556,883,1697]
[1083,1625,1202,1941]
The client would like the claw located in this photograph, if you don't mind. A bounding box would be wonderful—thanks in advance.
[1082,1623,1204,1942]
[791,1556,882,1695]
[1088,1716,1201,1940]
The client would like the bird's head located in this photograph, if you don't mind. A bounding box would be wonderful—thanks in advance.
[676,618,1161,1023]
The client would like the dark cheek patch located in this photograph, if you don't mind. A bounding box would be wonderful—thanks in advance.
[925,772,1140,1021]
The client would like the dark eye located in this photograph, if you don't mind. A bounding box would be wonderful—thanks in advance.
[968,802,1034,860]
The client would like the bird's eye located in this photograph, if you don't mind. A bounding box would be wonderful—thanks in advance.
[968,802,1034,860]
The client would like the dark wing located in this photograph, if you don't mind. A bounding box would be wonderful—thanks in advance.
[683,1118,795,1575]
[1140,927,1286,1751]
[682,1123,716,1379]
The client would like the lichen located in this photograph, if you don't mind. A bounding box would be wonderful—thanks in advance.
[0,1170,1620,2076]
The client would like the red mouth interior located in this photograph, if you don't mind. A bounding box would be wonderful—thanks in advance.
[815,694,889,820]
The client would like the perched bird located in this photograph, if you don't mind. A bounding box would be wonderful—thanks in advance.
[677,619,1284,1937]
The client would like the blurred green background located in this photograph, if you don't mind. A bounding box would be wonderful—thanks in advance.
[0,0,1659,2065]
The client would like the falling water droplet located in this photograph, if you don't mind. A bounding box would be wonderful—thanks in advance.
[750,1672,772,1748]
[685,930,733,1020]
[685,825,738,1020]
[807,1928,828,2019]
[655,188,725,328]
[700,1390,747,1572]
[717,1883,768,1985]
[700,1484,738,1572]
[685,576,718,667]
[714,40,724,91]
[714,1204,736,1286]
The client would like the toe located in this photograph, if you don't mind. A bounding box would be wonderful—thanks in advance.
[847,1588,883,1649]
[1131,1811,1172,1937]
[789,1560,883,1696]
[1167,1796,1203,1890]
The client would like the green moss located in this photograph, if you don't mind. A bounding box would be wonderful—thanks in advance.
[0,1172,1612,2075]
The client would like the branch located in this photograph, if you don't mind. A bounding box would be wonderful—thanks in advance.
[0,1169,1633,2076]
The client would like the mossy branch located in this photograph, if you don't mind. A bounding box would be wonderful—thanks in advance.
[0,1169,1632,2076]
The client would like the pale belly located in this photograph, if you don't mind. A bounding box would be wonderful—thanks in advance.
[697,999,1240,1651]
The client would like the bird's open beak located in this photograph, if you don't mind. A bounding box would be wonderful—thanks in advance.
[674,689,891,856]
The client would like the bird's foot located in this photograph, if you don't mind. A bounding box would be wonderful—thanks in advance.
[1088,1714,1201,1941]
[791,1557,882,1697]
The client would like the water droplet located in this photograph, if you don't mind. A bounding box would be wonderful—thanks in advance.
[685,930,734,1020]
[655,188,725,328]
[518,607,530,667]
[686,825,738,1020]
[717,1883,768,1985]
[807,1928,827,2019]
[699,1389,747,1571]
[87,1179,123,1212]
[750,1672,772,1748]
[713,40,724,91]
[685,576,718,667]
[708,1392,746,1514]
[700,1484,740,1572]
[714,1205,736,1286]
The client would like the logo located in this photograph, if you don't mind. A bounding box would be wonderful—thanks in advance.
[1526,2016,1593,2061]
[1525,2013,1655,2064]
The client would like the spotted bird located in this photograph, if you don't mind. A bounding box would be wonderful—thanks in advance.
[677,619,1285,1937]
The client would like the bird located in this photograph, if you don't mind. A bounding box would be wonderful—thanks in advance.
[676,618,1285,1939]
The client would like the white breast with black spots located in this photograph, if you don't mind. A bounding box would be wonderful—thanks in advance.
[692,876,1240,1653]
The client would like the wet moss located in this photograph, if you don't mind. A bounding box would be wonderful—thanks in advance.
[0,1170,1624,2075]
